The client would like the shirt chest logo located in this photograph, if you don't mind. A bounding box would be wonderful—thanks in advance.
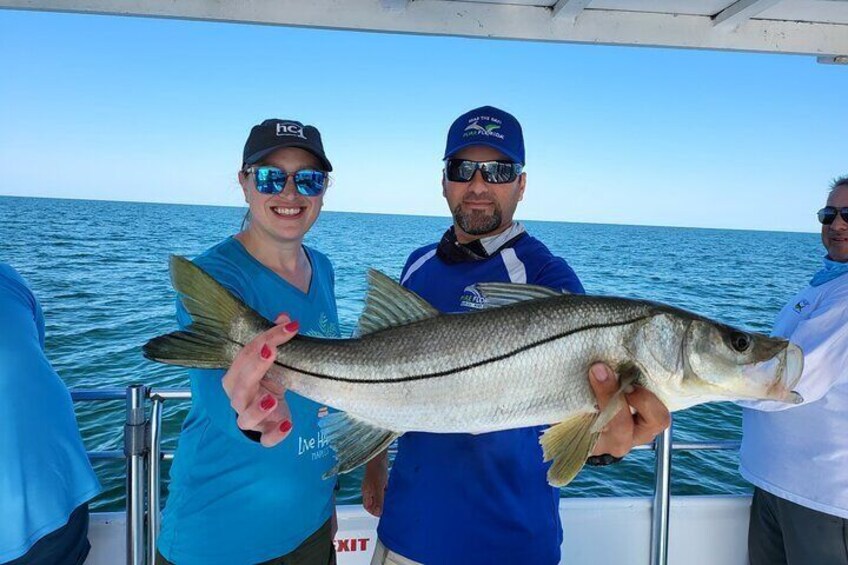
[302,313,340,338]
[460,285,487,310]
[297,429,330,460]
[794,299,810,314]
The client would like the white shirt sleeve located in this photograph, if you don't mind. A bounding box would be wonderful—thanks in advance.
[742,282,848,412]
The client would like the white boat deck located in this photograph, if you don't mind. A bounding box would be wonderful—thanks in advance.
[88,495,752,565]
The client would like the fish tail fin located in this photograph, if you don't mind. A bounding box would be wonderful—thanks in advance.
[540,413,600,487]
[142,255,272,369]
[319,413,400,478]
[143,331,234,369]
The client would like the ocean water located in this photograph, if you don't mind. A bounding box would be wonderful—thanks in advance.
[0,195,822,512]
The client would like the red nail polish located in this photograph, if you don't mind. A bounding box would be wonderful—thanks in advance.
[260,394,275,411]
[284,320,300,333]
[279,420,293,433]
[260,344,272,360]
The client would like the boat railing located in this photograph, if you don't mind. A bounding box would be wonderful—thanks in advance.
[71,385,743,565]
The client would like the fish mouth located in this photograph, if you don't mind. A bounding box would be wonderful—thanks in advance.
[734,342,804,404]
[766,343,804,404]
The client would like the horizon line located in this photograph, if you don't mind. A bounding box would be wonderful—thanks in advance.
[0,193,820,236]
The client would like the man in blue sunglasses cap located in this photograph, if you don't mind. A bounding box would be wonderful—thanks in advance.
[365,106,671,565]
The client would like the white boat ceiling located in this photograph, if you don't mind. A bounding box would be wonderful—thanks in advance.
[2,0,847,59]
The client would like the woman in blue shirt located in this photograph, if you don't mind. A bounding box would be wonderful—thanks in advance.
[156,119,341,565]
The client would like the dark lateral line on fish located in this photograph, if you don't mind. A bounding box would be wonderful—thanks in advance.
[275,316,648,384]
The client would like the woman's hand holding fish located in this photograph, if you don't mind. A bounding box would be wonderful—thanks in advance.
[222,313,300,447]
[588,363,671,458]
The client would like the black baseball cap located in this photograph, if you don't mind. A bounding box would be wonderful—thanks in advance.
[242,119,333,171]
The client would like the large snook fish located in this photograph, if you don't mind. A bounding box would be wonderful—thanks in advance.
[143,256,803,487]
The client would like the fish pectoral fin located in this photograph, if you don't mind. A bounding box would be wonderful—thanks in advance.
[539,413,600,487]
[588,365,640,435]
[318,412,401,478]
[355,270,439,336]
[472,282,565,309]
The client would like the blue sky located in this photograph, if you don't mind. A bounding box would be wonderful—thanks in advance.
[1,9,845,232]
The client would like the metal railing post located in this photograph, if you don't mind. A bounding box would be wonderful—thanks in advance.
[650,418,673,565]
[147,397,164,565]
[124,385,148,565]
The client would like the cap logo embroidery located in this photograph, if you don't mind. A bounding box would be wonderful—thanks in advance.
[794,299,810,313]
[276,122,306,139]
[463,116,505,140]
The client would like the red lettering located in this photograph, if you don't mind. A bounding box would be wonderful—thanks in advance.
[334,537,371,552]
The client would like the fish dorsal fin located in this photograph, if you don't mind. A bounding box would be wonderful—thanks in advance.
[356,269,439,336]
[472,282,565,309]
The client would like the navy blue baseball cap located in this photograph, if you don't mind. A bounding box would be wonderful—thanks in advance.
[443,106,525,165]
[242,119,333,171]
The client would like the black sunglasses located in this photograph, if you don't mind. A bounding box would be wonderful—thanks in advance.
[817,206,848,225]
[445,159,523,184]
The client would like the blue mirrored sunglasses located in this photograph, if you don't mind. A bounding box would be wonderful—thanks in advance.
[245,166,327,197]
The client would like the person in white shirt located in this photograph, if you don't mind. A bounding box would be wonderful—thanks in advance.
[740,175,848,565]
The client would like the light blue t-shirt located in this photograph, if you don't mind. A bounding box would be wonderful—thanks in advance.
[157,237,341,565]
[0,264,101,562]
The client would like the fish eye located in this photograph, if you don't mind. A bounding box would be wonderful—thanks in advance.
[730,331,751,353]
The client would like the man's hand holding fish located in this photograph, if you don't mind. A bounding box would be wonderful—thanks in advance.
[588,363,672,458]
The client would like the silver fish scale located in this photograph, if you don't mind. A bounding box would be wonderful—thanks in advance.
[272,295,657,434]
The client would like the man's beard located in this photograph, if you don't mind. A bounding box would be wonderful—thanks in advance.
[453,202,503,236]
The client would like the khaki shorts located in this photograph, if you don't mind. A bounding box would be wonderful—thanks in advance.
[370,539,424,565]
